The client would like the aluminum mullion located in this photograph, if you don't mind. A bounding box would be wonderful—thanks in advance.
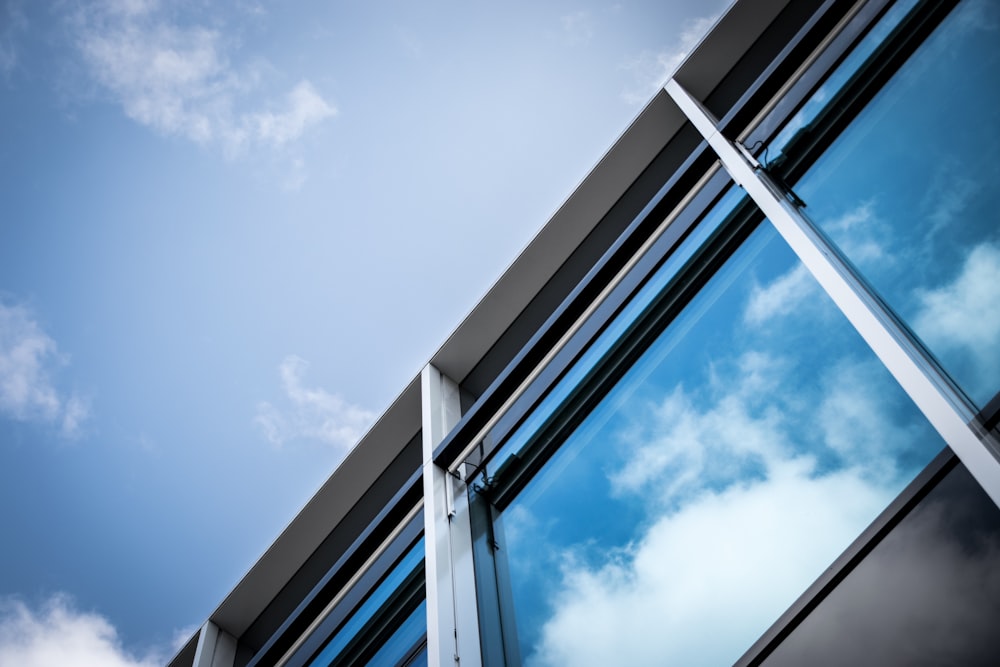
[422,364,483,667]
[665,78,1000,508]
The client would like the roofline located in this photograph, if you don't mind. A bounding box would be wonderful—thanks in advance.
[179,0,809,654]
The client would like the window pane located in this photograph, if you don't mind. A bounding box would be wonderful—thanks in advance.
[487,182,737,479]
[763,460,1000,667]
[361,599,427,667]
[774,0,1000,408]
[488,194,945,666]
[308,537,425,667]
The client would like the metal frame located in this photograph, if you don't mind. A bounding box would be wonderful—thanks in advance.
[194,621,237,667]
[167,2,1000,666]
[664,59,1000,510]
[735,448,958,665]
[276,504,425,667]
[247,468,424,667]
[422,364,483,667]
[453,2,1000,664]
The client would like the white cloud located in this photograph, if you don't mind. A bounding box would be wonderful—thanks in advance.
[913,242,1000,391]
[620,15,718,105]
[249,82,335,148]
[0,299,89,437]
[821,200,888,266]
[0,595,160,667]
[817,358,919,481]
[744,202,892,327]
[72,0,335,155]
[744,264,816,326]
[528,465,890,667]
[517,333,929,665]
[609,352,792,506]
[254,355,375,450]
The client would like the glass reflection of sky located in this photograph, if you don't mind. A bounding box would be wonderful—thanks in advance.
[495,199,944,665]
[489,185,742,476]
[362,599,427,667]
[778,0,1000,408]
[308,537,424,667]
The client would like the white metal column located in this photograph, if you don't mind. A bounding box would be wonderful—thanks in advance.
[192,621,237,667]
[665,78,1000,507]
[422,363,483,667]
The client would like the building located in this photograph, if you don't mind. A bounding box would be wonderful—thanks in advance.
[168,0,1000,664]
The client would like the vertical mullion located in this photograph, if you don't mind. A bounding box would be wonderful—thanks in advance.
[422,363,484,667]
[664,77,1000,508]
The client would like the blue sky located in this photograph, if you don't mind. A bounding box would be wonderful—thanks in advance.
[0,0,728,663]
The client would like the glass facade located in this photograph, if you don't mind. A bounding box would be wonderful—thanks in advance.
[305,537,426,667]
[474,187,945,665]
[466,0,1000,664]
[769,0,1000,410]
[173,2,1000,666]
[763,459,1000,667]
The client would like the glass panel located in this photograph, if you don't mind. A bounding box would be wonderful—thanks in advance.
[764,460,1000,666]
[771,0,1000,408]
[362,599,427,667]
[308,537,425,667]
[487,183,738,478]
[487,192,945,666]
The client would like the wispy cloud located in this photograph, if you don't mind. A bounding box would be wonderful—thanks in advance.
[0,0,27,78]
[560,11,594,44]
[254,355,375,450]
[71,0,335,156]
[502,231,941,664]
[0,594,164,667]
[620,15,718,105]
[744,264,816,326]
[0,299,89,437]
[913,241,1000,394]
[821,200,888,266]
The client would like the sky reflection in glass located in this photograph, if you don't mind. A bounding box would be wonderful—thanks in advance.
[489,184,739,475]
[777,0,1000,408]
[494,200,944,665]
[307,537,424,667]
[362,599,427,667]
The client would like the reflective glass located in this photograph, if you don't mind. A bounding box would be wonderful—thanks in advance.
[764,461,1000,666]
[772,0,1000,408]
[488,194,945,666]
[362,599,427,667]
[488,184,738,476]
[308,537,425,667]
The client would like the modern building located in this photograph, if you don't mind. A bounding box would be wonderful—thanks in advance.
[168,0,1000,664]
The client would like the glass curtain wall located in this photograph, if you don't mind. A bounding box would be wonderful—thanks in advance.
[467,0,999,664]
[761,458,1000,666]
[762,0,1000,413]
[471,183,945,666]
[287,533,427,667]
